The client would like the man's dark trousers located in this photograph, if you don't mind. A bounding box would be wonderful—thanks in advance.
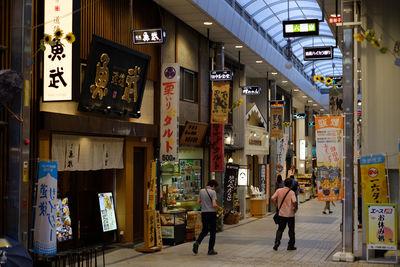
[196,212,216,251]
[274,216,295,247]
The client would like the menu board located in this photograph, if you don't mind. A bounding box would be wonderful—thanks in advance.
[224,164,239,210]
[98,193,117,232]
[56,198,72,242]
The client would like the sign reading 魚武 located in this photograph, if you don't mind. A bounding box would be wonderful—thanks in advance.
[360,155,389,204]
[34,162,58,255]
[179,121,208,146]
[241,86,261,95]
[270,100,284,138]
[210,70,232,81]
[133,28,165,45]
[283,19,319,38]
[303,46,333,61]
[43,0,73,101]
[160,63,180,162]
[210,124,224,172]
[224,164,239,210]
[211,81,230,124]
[367,204,397,250]
[98,193,117,232]
[78,36,150,118]
[315,116,344,201]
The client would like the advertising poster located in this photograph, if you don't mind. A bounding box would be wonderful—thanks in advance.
[210,124,224,172]
[360,155,388,204]
[315,116,344,201]
[160,63,180,162]
[276,133,289,179]
[224,164,239,210]
[270,105,283,138]
[98,193,117,232]
[211,81,230,124]
[367,204,397,250]
[34,161,58,255]
[259,164,266,196]
[56,198,72,242]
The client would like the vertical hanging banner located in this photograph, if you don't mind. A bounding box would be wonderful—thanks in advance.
[315,116,344,201]
[224,164,239,210]
[367,204,397,250]
[211,81,230,124]
[360,155,389,204]
[160,63,180,162]
[148,161,157,210]
[276,133,289,179]
[43,0,73,101]
[210,124,224,172]
[34,162,58,255]
[270,101,284,138]
[329,87,344,114]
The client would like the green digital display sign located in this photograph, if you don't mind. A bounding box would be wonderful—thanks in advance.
[283,19,319,38]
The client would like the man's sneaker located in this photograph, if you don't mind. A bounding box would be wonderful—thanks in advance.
[192,241,199,254]
[329,211,333,214]
[287,246,297,251]
[273,244,279,251]
[208,249,218,255]
[322,211,327,214]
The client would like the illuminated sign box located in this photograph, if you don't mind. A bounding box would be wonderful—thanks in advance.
[133,28,166,44]
[238,168,249,186]
[283,19,319,38]
[293,113,306,119]
[300,139,306,160]
[210,70,232,81]
[241,86,261,95]
[328,76,342,87]
[303,46,333,61]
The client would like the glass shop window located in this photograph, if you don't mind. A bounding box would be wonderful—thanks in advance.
[180,68,198,103]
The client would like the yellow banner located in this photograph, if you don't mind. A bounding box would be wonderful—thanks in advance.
[211,81,230,124]
[360,155,388,204]
[270,107,283,138]
[367,204,397,250]
[148,161,157,210]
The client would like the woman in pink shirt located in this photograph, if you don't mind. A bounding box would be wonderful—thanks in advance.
[271,178,297,251]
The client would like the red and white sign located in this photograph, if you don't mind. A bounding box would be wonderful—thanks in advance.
[328,16,342,24]
[160,63,180,162]
[368,167,378,178]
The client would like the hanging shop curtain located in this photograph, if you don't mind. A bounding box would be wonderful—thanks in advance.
[51,134,124,171]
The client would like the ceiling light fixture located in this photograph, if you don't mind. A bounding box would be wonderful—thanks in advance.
[302,95,307,98]
[313,103,318,106]
[235,45,243,49]
[282,80,288,83]
[256,60,263,63]
[271,72,278,75]
[307,100,313,103]
[320,108,324,111]
[203,22,213,25]
[293,88,299,92]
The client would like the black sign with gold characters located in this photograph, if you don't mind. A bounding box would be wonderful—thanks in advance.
[78,35,150,118]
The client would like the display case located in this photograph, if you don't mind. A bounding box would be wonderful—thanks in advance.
[160,210,186,245]
[297,173,312,202]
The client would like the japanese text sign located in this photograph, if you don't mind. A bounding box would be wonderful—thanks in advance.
[211,81,230,124]
[241,86,261,95]
[328,16,342,24]
[367,204,397,250]
[224,164,239,210]
[276,133,289,179]
[360,155,389,204]
[43,0,72,101]
[34,162,58,255]
[179,121,208,146]
[210,70,232,81]
[210,124,224,172]
[303,46,333,61]
[78,36,150,118]
[315,116,344,201]
[270,103,284,138]
[283,19,319,38]
[133,28,165,44]
[160,63,180,162]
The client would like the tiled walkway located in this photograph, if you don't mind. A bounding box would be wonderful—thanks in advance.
[98,198,397,266]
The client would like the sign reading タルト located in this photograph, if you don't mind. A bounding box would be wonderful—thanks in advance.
[241,86,261,95]
[78,36,150,118]
[133,28,166,45]
[303,46,333,61]
[283,19,319,38]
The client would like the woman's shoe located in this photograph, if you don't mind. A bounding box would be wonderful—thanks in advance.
[322,211,327,214]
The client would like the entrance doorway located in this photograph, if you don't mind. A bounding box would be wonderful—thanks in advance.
[133,147,146,243]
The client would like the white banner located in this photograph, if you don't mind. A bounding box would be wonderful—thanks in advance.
[276,132,289,179]
[160,63,180,162]
[34,162,58,255]
[43,0,73,101]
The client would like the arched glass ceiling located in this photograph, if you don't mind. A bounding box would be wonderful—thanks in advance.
[236,0,343,91]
